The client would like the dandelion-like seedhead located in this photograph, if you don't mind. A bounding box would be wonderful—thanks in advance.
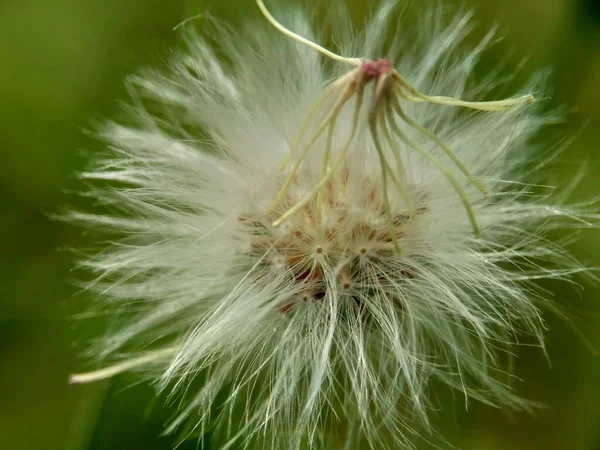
[69,1,595,448]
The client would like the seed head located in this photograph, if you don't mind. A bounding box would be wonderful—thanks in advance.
[67,1,595,449]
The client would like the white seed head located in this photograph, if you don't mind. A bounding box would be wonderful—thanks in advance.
[68,1,596,449]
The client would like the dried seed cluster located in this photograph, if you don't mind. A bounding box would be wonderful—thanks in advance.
[241,176,425,314]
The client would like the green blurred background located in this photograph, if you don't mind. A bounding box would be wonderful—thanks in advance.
[2,0,600,449]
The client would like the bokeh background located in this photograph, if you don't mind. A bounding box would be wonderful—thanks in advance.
[2,0,600,449]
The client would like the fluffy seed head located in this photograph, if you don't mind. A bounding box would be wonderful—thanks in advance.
[68,1,595,448]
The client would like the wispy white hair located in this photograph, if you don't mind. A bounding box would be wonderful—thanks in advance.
[68,1,595,448]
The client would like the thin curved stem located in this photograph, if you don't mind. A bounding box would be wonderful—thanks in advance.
[378,103,417,218]
[384,105,481,236]
[279,87,336,171]
[369,115,402,253]
[272,86,365,228]
[267,84,354,215]
[316,119,337,215]
[391,90,488,196]
[402,94,534,111]
[69,347,176,385]
[393,71,534,111]
[256,0,361,66]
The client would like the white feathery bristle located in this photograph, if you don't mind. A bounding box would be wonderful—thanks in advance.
[67,1,596,448]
